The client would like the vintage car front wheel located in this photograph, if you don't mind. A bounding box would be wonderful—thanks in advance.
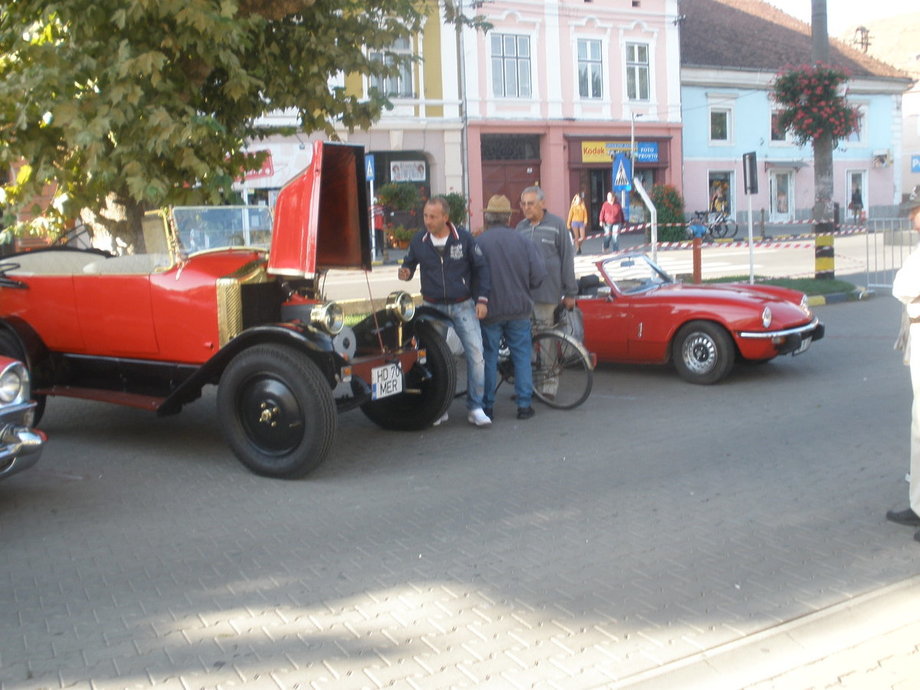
[217,344,336,478]
[672,320,735,385]
[360,321,456,430]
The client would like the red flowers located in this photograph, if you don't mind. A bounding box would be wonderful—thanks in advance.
[772,63,860,146]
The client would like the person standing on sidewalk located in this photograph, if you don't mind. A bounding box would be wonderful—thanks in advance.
[599,192,625,253]
[398,197,493,427]
[888,185,920,540]
[566,193,588,255]
[476,195,547,421]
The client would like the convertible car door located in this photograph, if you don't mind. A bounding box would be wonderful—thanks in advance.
[73,275,159,356]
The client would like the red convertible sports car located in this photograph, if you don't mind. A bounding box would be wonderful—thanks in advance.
[576,253,825,384]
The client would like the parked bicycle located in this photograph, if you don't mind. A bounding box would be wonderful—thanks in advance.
[686,210,738,240]
[497,324,594,409]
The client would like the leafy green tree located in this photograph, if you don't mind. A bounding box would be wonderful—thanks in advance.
[0,0,459,248]
[649,184,685,242]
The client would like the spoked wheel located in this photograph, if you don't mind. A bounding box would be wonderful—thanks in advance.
[531,330,593,409]
[218,344,336,478]
[724,221,739,238]
[711,221,729,238]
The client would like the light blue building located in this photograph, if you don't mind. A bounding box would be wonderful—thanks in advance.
[679,0,912,226]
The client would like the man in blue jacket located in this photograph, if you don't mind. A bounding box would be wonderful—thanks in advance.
[398,197,492,427]
[477,195,546,420]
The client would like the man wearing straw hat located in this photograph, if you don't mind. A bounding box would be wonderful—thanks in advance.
[477,194,547,421]
[888,184,920,542]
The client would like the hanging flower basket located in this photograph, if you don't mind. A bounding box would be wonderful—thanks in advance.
[772,62,861,147]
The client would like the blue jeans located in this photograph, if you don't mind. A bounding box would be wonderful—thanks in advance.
[431,299,486,411]
[481,318,533,410]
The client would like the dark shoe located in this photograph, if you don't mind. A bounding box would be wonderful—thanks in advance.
[886,508,920,527]
[483,407,493,420]
[576,248,582,255]
[915,528,920,543]
[517,406,535,420]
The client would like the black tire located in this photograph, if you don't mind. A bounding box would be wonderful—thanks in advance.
[0,328,46,424]
[531,330,593,409]
[672,320,735,384]
[360,321,456,430]
[711,221,729,238]
[217,344,336,478]
[724,221,739,239]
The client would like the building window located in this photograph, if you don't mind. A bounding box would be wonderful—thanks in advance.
[626,43,649,101]
[770,111,786,142]
[368,36,414,98]
[577,39,602,99]
[710,107,731,143]
[481,134,540,161]
[491,33,532,98]
[847,103,867,144]
[708,172,733,215]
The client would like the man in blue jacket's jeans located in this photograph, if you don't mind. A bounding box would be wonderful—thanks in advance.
[398,197,492,427]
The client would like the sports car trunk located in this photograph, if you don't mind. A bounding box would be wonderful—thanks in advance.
[267,141,372,277]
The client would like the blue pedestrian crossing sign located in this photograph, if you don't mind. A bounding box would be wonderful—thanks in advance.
[912,154,920,174]
[612,153,632,192]
[365,154,376,182]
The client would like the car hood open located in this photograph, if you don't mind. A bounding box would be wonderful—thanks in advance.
[268,141,372,277]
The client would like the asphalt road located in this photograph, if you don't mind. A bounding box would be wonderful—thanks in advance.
[2,294,918,688]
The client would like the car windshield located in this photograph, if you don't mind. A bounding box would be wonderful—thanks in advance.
[601,254,673,294]
[171,206,273,253]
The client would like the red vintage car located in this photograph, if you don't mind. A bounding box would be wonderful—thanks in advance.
[0,142,455,478]
[576,253,825,384]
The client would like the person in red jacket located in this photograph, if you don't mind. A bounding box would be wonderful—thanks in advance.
[598,192,624,253]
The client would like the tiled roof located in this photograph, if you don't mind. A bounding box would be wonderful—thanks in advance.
[679,0,911,80]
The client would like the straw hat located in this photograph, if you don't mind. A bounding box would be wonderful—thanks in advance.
[485,194,512,214]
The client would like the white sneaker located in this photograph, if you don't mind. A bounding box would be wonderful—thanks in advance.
[467,408,492,427]
[433,412,449,426]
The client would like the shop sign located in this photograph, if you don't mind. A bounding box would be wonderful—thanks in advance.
[581,141,659,164]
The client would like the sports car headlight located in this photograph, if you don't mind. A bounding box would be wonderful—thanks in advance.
[761,306,773,328]
[800,295,812,317]
[385,290,416,323]
[310,302,345,336]
[0,362,30,405]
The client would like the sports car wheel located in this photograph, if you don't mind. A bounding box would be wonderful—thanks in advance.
[218,344,336,478]
[673,320,735,385]
[360,321,456,430]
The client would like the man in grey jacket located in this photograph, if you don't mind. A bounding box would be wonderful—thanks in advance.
[515,186,578,329]
[477,195,547,420]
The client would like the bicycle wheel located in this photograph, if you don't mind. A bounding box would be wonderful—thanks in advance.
[724,221,738,238]
[531,330,593,409]
[711,221,729,238]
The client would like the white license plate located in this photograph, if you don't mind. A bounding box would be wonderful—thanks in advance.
[371,363,403,400]
[793,336,812,355]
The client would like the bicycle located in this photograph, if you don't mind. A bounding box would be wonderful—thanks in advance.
[497,325,594,409]
[687,210,738,240]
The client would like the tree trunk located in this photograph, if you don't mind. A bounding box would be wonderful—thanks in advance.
[79,195,146,255]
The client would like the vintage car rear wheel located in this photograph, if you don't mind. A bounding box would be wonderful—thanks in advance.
[672,320,735,385]
[0,328,46,424]
[217,344,336,478]
[360,321,456,430]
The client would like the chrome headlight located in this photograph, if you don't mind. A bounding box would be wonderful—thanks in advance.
[310,302,345,336]
[385,290,416,323]
[0,361,30,405]
[761,306,773,328]
[800,294,812,317]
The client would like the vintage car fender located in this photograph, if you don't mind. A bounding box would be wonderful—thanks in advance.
[158,323,345,416]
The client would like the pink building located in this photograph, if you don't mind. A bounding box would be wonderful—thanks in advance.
[461,0,684,231]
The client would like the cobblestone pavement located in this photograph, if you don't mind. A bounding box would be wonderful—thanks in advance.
[1,296,919,689]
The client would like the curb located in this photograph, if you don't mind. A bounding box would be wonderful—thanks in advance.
[807,286,873,306]
[612,574,920,689]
